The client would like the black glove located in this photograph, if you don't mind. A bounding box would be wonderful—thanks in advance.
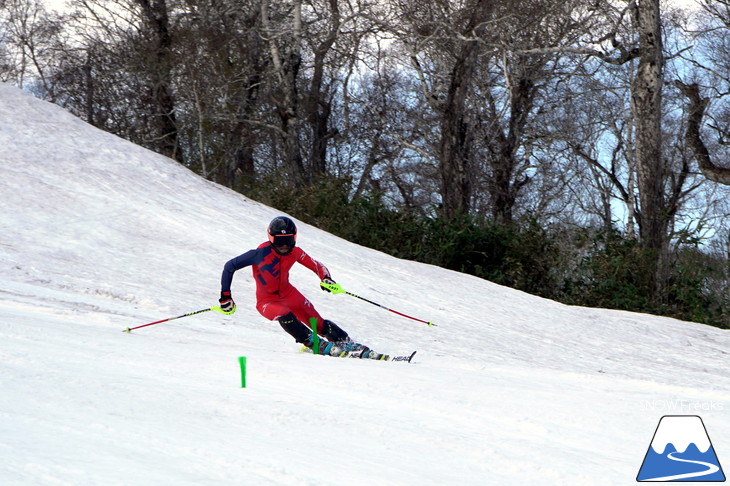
[219,290,236,313]
[321,277,336,292]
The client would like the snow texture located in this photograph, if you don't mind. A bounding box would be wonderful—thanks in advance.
[1,83,728,485]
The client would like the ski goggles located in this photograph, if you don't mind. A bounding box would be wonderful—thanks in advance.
[269,233,296,248]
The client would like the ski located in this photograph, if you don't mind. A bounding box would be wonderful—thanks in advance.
[300,346,417,363]
[340,348,372,359]
[385,351,417,363]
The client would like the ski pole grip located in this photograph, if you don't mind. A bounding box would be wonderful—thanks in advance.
[319,282,344,294]
[212,304,237,315]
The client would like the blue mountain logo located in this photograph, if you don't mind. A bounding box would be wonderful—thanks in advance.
[637,415,726,482]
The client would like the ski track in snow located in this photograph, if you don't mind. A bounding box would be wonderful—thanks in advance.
[1,83,729,485]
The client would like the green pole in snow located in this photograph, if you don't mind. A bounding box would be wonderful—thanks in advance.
[238,356,247,388]
[310,317,319,355]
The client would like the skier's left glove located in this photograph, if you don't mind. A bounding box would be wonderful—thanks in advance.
[219,291,236,314]
[320,277,337,292]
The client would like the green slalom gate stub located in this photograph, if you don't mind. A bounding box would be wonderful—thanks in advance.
[238,356,247,388]
[310,317,319,354]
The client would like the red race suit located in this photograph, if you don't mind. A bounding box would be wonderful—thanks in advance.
[221,242,331,333]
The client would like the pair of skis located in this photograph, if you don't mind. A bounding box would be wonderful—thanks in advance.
[301,345,417,363]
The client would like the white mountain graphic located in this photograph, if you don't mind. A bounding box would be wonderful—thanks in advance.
[650,416,712,454]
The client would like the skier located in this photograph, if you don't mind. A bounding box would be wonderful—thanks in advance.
[219,216,359,356]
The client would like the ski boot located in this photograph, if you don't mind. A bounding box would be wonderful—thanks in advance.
[303,334,343,356]
[364,349,385,360]
[321,319,373,356]
[333,336,367,353]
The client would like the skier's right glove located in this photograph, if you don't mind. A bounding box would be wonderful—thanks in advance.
[321,277,337,292]
[219,291,236,314]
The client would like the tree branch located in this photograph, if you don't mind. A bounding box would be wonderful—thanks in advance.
[675,80,730,185]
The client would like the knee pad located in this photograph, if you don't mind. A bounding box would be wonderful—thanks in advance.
[278,312,310,343]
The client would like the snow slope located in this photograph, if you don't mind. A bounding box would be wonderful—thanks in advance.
[1,83,728,485]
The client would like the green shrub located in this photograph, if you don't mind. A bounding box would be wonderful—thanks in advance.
[243,178,729,329]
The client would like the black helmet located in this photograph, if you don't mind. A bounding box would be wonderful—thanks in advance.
[267,216,297,255]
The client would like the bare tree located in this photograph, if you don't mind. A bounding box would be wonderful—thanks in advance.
[475,0,590,224]
[0,0,66,99]
[172,0,264,189]
[389,0,495,218]
[56,0,183,161]
[437,0,491,219]
[259,0,307,182]
[524,0,670,296]
[303,0,341,178]
[133,0,181,162]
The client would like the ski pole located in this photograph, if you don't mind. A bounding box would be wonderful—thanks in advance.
[320,282,436,326]
[123,305,229,333]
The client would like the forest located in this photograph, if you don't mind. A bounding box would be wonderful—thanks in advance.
[2,0,730,328]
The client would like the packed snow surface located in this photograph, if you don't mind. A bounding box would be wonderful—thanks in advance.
[1,84,728,485]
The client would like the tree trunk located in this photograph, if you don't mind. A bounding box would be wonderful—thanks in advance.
[439,0,491,218]
[631,0,666,294]
[261,0,306,183]
[487,71,534,224]
[439,65,474,218]
[136,0,182,163]
[226,12,263,191]
[307,0,340,178]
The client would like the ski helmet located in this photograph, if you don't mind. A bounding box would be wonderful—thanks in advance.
[267,216,297,255]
